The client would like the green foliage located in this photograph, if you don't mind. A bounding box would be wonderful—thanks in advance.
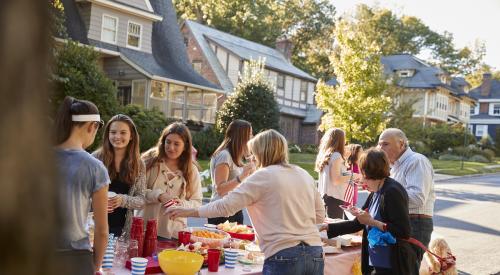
[192,127,223,160]
[349,4,485,76]
[316,19,391,142]
[478,135,495,151]
[426,123,473,154]
[50,0,67,38]
[52,40,119,121]
[216,59,280,134]
[438,154,463,161]
[465,64,500,88]
[120,105,176,152]
[469,155,490,163]
[174,0,336,78]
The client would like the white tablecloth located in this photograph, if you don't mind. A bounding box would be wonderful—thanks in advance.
[111,247,361,275]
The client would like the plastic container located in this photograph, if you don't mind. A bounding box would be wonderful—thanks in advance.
[187,227,230,249]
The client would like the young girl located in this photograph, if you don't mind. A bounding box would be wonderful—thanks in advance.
[93,114,146,237]
[54,96,109,273]
[346,144,363,206]
[138,122,202,239]
[315,128,361,219]
[208,120,255,225]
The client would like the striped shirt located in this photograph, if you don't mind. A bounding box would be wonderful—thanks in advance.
[390,148,435,216]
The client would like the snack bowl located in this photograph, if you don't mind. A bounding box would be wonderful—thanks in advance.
[158,250,203,275]
[187,227,230,249]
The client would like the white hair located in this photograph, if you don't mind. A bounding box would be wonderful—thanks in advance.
[380,128,409,148]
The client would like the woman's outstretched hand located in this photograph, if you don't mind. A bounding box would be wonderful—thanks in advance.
[163,206,199,220]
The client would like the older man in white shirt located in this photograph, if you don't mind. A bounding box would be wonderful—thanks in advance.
[378,128,435,274]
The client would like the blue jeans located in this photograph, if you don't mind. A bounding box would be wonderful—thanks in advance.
[410,217,433,275]
[263,242,324,275]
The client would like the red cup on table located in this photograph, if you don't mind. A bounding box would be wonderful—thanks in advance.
[178,231,191,246]
[207,248,221,272]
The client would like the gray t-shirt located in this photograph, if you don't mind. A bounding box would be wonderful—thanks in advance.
[209,149,243,202]
[55,148,110,251]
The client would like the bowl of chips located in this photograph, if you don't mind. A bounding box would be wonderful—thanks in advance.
[187,227,230,248]
[217,221,255,241]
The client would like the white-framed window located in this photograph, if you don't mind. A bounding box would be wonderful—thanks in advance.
[277,74,285,89]
[192,61,202,74]
[490,103,500,116]
[300,81,307,102]
[101,14,118,44]
[475,125,488,137]
[397,70,413,78]
[127,21,142,49]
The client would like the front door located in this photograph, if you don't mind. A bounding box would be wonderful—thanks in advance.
[117,86,132,106]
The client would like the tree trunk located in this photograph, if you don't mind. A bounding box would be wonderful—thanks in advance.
[0,1,60,274]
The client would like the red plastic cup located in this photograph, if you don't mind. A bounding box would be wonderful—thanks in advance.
[207,248,221,272]
[177,231,191,245]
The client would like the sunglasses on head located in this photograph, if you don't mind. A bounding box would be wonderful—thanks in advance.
[93,120,104,129]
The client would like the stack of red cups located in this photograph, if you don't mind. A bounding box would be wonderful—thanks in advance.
[143,219,158,257]
[130,217,144,257]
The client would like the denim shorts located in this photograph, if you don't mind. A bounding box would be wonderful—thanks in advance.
[263,242,324,275]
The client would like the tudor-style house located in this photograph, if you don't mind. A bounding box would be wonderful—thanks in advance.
[60,0,224,124]
[380,54,476,125]
[469,73,500,141]
[180,20,322,145]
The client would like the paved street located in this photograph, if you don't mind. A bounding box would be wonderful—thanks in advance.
[432,173,500,275]
[188,173,500,274]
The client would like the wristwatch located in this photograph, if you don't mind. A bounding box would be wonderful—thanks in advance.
[236,175,242,183]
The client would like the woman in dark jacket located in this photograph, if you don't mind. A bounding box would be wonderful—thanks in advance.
[323,148,416,275]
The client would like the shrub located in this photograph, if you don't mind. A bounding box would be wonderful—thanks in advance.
[495,127,500,154]
[410,141,432,157]
[120,104,176,152]
[301,144,319,154]
[483,148,496,161]
[192,127,223,160]
[468,154,490,163]
[438,154,463,161]
[288,144,302,153]
[216,59,280,134]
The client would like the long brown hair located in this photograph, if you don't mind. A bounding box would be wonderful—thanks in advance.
[347,144,362,167]
[315,128,345,172]
[143,122,195,191]
[212,119,252,166]
[94,114,141,184]
[54,96,99,144]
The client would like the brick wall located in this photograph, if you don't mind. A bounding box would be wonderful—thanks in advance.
[180,25,221,87]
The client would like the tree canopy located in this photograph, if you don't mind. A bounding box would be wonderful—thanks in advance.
[344,4,485,76]
[216,59,280,134]
[174,0,336,79]
[315,19,391,143]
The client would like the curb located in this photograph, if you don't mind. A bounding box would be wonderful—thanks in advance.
[434,171,500,182]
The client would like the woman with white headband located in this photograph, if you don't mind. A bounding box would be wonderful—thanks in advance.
[54,96,110,274]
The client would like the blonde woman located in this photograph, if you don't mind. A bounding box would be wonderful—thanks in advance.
[315,128,361,219]
[166,129,325,275]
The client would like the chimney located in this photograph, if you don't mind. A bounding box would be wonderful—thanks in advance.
[275,36,294,62]
[480,73,492,97]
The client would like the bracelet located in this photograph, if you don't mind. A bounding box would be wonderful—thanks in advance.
[236,175,242,183]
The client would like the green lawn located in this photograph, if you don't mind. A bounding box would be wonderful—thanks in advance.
[430,158,500,176]
[198,154,500,184]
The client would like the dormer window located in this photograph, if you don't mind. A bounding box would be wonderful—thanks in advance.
[101,14,118,44]
[440,74,450,85]
[127,21,142,49]
[397,70,413,78]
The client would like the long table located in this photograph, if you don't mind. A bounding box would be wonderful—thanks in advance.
[111,246,361,275]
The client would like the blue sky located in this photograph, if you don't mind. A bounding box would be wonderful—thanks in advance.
[332,0,500,71]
